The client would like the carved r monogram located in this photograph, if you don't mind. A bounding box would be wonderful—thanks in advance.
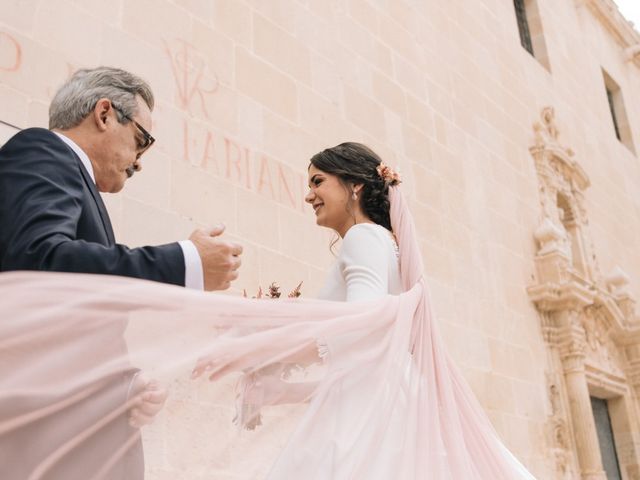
[164,38,219,118]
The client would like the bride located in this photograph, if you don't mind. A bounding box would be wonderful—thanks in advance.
[193,142,537,479]
[0,143,537,479]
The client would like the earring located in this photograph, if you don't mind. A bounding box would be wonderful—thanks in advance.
[352,191,357,200]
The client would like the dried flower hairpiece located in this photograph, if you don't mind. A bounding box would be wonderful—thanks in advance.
[376,162,401,186]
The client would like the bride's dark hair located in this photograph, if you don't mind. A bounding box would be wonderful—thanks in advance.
[309,142,395,231]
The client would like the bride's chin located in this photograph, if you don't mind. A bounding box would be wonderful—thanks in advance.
[318,220,332,230]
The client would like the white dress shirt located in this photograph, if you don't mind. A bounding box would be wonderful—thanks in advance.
[53,131,204,290]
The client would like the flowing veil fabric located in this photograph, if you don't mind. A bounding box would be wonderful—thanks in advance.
[0,188,536,479]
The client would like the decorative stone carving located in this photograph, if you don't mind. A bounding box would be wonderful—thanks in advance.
[626,45,640,62]
[533,106,560,145]
[547,374,576,478]
[529,107,597,281]
[534,217,567,256]
[557,208,573,261]
[527,106,640,479]
[584,308,606,352]
[583,307,626,377]
[617,295,637,325]
[606,266,631,296]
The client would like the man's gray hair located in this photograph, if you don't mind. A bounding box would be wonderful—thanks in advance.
[49,66,154,130]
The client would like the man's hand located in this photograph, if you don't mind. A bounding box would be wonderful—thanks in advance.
[129,378,168,428]
[189,225,243,291]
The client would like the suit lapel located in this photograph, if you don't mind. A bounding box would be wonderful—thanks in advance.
[69,151,116,245]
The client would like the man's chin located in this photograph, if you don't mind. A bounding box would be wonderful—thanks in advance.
[102,185,125,194]
[107,178,127,194]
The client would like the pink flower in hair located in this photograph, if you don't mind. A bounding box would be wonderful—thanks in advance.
[376,163,402,186]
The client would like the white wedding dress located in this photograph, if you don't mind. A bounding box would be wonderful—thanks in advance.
[266,223,416,479]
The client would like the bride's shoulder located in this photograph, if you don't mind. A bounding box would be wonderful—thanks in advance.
[342,223,394,248]
[339,223,398,268]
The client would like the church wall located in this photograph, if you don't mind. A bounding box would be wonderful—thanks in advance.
[1,1,639,477]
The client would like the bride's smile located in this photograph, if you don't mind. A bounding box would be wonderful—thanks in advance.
[305,164,367,238]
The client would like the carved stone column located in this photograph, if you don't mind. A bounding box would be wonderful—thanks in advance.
[557,310,606,480]
[618,339,640,480]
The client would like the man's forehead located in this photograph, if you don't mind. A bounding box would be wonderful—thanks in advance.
[134,96,153,130]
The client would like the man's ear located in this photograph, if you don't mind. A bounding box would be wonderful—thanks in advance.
[93,98,112,132]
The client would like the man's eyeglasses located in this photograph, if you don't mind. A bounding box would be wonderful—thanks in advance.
[112,104,155,155]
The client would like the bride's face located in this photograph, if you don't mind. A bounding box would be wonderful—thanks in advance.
[305,165,352,232]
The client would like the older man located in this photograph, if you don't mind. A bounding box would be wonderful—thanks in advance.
[0,66,242,479]
[0,66,241,290]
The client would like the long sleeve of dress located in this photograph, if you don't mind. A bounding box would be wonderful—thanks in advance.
[338,224,391,302]
[316,224,396,362]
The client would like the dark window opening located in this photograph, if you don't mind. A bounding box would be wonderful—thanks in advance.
[514,0,534,56]
[606,87,622,141]
[602,69,635,154]
[591,397,622,480]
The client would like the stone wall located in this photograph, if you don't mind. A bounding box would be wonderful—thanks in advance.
[2,0,640,477]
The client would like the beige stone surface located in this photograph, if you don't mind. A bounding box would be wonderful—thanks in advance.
[2,0,640,478]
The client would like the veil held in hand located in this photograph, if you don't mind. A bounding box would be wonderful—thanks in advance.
[0,188,536,479]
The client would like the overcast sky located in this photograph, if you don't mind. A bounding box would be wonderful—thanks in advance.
[614,0,640,29]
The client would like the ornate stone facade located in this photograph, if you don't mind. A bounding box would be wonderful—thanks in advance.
[528,107,640,479]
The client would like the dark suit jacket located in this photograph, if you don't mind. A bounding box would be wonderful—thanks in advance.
[0,127,185,285]
[0,128,188,478]
[0,282,148,479]
[0,372,145,480]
